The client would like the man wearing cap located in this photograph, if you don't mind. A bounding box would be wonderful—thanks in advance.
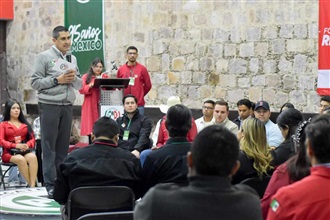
[195,100,215,133]
[254,100,282,148]
[213,100,238,135]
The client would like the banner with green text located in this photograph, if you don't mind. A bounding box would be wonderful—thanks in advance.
[64,0,104,74]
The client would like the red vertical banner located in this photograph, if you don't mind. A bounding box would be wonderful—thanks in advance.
[0,0,14,20]
[318,0,330,95]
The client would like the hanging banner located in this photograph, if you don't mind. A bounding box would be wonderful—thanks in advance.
[64,0,104,74]
[318,0,330,95]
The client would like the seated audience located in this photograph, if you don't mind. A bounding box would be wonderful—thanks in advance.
[152,96,197,146]
[261,118,311,219]
[233,98,253,129]
[267,114,330,219]
[134,125,262,220]
[213,100,238,134]
[116,94,152,158]
[195,99,215,132]
[254,100,282,147]
[279,102,295,113]
[323,105,330,114]
[54,117,142,219]
[232,117,273,184]
[0,99,37,187]
[142,104,192,195]
[271,108,303,166]
[319,95,330,114]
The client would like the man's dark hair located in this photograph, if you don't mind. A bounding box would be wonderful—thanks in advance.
[276,108,303,141]
[93,117,119,139]
[122,94,138,105]
[192,125,239,176]
[237,99,252,109]
[279,102,295,113]
[165,104,192,137]
[52,26,69,39]
[215,100,229,112]
[203,100,215,106]
[320,96,330,103]
[305,114,330,163]
[126,46,138,53]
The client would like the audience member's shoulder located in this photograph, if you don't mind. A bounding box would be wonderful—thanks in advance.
[152,182,181,192]
[232,183,260,198]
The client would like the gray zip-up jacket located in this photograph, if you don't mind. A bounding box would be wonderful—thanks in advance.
[31,46,82,105]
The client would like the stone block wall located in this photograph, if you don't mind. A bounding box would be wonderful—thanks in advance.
[5,1,320,113]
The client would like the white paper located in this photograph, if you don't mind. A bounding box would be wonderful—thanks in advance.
[52,58,76,73]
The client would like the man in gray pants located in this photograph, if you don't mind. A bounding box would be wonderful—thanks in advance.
[31,26,82,199]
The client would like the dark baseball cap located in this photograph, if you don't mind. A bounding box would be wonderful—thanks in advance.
[254,101,270,111]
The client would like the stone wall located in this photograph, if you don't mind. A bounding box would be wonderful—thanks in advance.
[5,1,320,113]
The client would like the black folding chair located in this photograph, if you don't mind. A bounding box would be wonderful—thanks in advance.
[77,211,134,220]
[0,146,18,190]
[67,186,135,220]
[0,160,17,190]
[240,176,272,198]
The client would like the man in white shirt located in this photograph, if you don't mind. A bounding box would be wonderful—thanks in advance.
[254,100,282,148]
[213,100,238,135]
[195,100,215,133]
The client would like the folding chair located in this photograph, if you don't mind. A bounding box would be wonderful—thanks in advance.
[240,176,272,198]
[0,160,17,190]
[67,186,135,220]
[0,146,18,190]
[77,211,134,220]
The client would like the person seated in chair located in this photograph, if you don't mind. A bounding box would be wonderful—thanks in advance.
[142,104,193,195]
[0,99,37,188]
[134,125,262,220]
[116,94,152,159]
[54,117,142,219]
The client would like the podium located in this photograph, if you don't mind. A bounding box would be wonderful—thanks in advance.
[93,78,130,120]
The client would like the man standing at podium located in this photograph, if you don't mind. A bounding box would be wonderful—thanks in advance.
[117,46,152,116]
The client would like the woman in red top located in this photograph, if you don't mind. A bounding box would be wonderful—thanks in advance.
[0,99,37,187]
[79,58,109,143]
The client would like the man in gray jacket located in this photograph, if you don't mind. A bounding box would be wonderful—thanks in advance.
[31,25,82,199]
[134,125,262,220]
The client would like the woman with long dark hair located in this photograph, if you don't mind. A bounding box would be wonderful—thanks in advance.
[272,108,303,166]
[261,118,311,219]
[79,58,108,143]
[0,99,38,187]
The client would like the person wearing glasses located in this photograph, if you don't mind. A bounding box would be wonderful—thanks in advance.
[195,100,215,133]
[116,46,152,116]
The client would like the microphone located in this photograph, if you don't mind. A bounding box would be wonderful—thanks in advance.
[111,61,118,70]
[66,51,72,63]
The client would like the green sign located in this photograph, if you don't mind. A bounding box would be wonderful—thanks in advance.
[64,0,104,74]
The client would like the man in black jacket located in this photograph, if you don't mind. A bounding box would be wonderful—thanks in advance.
[142,104,192,195]
[116,94,152,158]
[135,125,262,220]
[54,117,142,219]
